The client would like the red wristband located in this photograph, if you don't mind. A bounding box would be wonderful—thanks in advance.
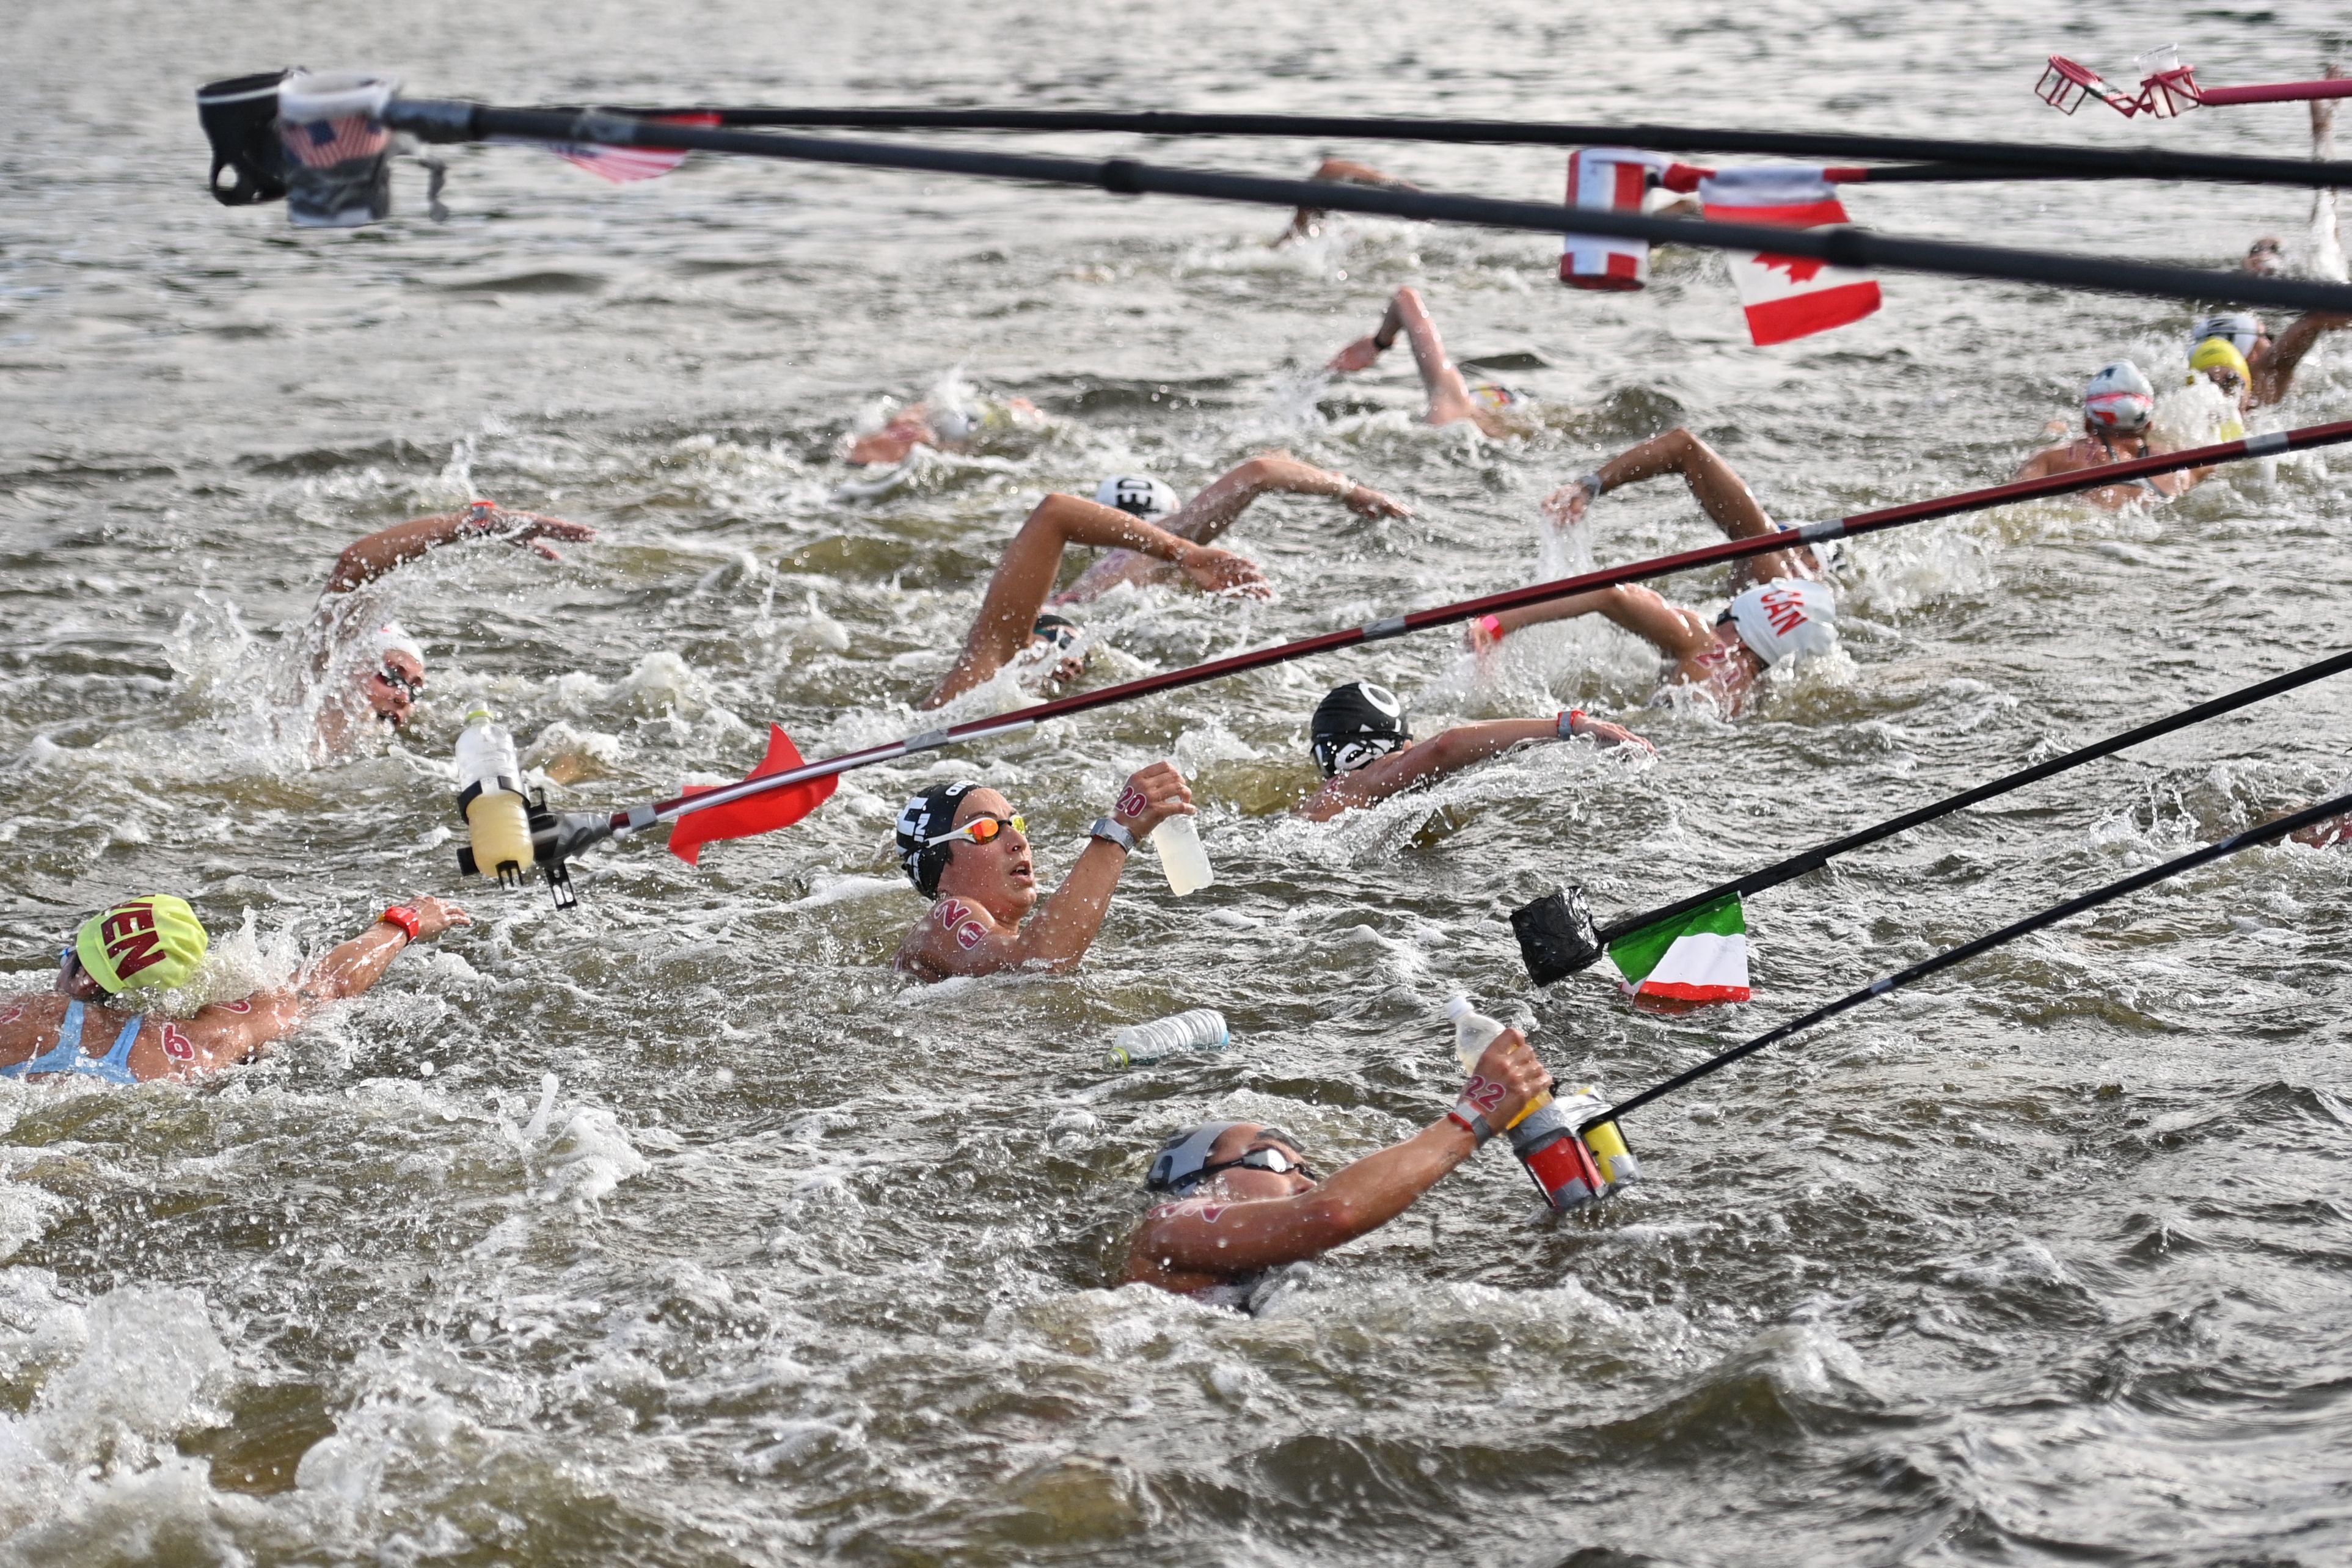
[1478,614,1505,642]
[379,905,422,941]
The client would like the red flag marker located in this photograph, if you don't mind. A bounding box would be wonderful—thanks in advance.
[665,724,837,866]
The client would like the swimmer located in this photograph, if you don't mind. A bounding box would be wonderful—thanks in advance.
[2187,308,2350,408]
[846,391,1043,467]
[1326,286,1527,437]
[0,894,469,1084]
[1470,427,1839,712]
[1121,1026,1553,1301]
[890,767,1195,981]
[2011,361,2207,509]
[1298,680,1652,822]
[1276,156,1421,246]
[311,498,594,749]
[923,461,1408,709]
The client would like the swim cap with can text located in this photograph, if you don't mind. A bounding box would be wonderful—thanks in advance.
[1311,681,1411,777]
[73,895,209,995]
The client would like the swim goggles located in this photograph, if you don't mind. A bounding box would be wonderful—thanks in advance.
[376,663,425,699]
[1183,1137,1320,1189]
[924,812,1024,850]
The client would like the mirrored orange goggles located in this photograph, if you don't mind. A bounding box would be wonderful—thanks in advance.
[924,813,1025,849]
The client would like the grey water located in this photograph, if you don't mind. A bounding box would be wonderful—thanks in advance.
[5,0,2352,1562]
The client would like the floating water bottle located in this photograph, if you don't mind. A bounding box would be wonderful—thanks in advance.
[1105,1008,1229,1068]
[1150,812,1214,897]
[454,706,535,886]
[1441,993,1605,1211]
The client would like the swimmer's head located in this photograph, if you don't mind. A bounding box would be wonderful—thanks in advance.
[895,781,1033,913]
[928,404,980,445]
[2083,361,2155,435]
[1095,475,1180,523]
[2188,335,2253,406]
[363,622,426,729]
[1145,1121,1320,1198]
[1310,680,1411,777]
[61,894,210,1000]
[2244,236,2285,276]
[1469,382,1523,410]
[2192,311,2263,361]
[1025,613,1088,687]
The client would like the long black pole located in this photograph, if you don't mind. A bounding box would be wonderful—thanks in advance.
[585,105,2352,190]
[1579,789,2352,1134]
[1596,645,2352,950]
[381,102,2352,316]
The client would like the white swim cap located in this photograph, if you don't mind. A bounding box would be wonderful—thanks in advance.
[2084,361,2155,434]
[2191,312,2262,359]
[1095,475,1180,522]
[1726,579,1838,667]
[374,622,425,663]
[928,404,979,443]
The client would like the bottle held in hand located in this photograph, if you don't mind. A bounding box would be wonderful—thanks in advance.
[1150,814,1214,896]
[1441,993,1606,1211]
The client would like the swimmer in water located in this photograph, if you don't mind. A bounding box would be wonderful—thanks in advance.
[0,893,469,1084]
[1121,1026,1552,1302]
[923,459,1411,710]
[1324,286,1526,437]
[2011,360,2208,509]
[1467,427,1839,713]
[1275,156,1421,246]
[1297,680,1653,822]
[310,498,594,750]
[889,767,1195,981]
[2186,308,2350,408]
[846,390,1044,467]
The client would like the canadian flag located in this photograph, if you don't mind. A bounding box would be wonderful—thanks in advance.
[1699,166,1882,346]
[1561,148,1673,290]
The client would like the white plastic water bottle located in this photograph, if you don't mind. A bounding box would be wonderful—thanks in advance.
[1442,993,1507,1074]
[1106,1008,1229,1068]
[1150,813,1214,897]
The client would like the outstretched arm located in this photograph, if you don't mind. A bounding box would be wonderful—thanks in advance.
[2251,312,2351,406]
[1054,453,1409,605]
[1124,1029,1551,1285]
[323,503,594,595]
[1276,158,1419,245]
[1328,286,1497,432]
[1469,583,1716,662]
[923,494,1269,709]
[1301,713,1653,821]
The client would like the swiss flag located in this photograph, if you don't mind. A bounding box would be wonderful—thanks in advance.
[1700,167,1882,347]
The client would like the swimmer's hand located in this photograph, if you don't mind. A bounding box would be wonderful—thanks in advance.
[1569,714,1656,755]
[1344,483,1412,520]
[1466,1027,1552,1133]
[1328,335,1386,375]
[1111,762,1194,839]
[471,506,597,562]
[404,896,473,939]
[1541,480,1596,530]
[1175,543,1273,600]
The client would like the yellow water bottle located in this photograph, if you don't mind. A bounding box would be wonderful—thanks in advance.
[454,707,535,885]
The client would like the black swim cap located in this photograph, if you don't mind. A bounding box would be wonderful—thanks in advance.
[1310,681,1411,777]
[1032,613,1079,652]
[894,779,979,899]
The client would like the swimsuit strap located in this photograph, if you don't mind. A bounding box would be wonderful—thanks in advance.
[96,1015,145,1081]
[1,1001,144,1086]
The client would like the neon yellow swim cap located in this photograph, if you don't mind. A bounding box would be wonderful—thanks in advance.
[2188,335,2252,387]
[74,895,208,994]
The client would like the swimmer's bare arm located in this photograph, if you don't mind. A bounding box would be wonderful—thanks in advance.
[1277,158,1419,244]
[2251,312,2351,406]
[903,767,1191,978]
[927,497,1269,707]
[1056,454,1410,605]
[1300,716,1653,821]
[1470,583,1715,660]
[139,897,470,1078]
[323,506,595,594]
[1123,1030,1549,1286]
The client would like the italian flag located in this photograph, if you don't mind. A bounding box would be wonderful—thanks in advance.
[1700,166,1882,347]
[1606,895,1751,1005]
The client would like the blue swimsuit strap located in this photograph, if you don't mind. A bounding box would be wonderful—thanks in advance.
[1,1001,145,1084]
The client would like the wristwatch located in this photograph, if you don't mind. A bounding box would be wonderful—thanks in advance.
[1089,817,1139,853]
[456,499,504,536]
[1577,471,1607,501]
[380,905,423,941]
[1557,709,1586,739]
[1447,1103,1497,1145]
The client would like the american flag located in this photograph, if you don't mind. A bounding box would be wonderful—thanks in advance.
[552,112,720,184]
[282,114,390,170]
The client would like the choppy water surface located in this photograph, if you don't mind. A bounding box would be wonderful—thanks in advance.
[5,1,2352,1562]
